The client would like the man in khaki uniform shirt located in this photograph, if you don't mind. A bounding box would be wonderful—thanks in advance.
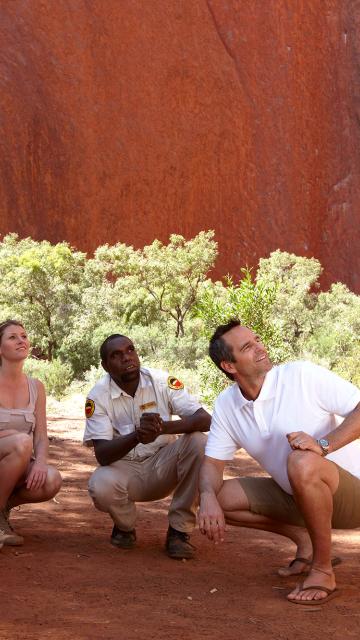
[84,333,210,559]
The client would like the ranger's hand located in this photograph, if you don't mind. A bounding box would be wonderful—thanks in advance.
[136,412,163,444]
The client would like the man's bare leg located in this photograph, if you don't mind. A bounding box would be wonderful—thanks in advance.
[286,451,339,602]
[217,479,313,575]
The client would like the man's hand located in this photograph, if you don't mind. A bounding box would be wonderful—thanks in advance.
[287,431,323,456]
[136,412,163,444]
[198,491,226,544]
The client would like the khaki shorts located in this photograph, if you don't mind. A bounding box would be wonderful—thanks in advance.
[239,464,360,529]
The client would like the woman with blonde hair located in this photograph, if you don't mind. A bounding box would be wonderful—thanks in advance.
[0,319,62,547]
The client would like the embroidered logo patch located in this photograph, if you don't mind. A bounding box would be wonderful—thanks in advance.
[167,376,184,390]
[85,399,95,418]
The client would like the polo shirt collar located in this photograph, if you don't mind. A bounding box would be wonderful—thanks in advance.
[234,366,277,407]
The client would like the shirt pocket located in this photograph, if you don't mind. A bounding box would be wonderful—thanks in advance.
[9,411,35,435]
[0,410,34,434]
[22,412,36,434]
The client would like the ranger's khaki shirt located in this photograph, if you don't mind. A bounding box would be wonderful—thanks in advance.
[84,367,201,460]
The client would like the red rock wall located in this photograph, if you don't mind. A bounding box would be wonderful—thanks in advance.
[0,1,359,291]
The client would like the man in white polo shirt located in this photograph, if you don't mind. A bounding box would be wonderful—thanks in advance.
[198,320,360,605]
[84,333,210,559]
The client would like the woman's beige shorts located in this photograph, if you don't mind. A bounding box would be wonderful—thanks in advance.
[238,464,360,529]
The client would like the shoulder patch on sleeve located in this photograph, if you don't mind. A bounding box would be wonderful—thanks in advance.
[85,399,95,418]
[167,376,184,391]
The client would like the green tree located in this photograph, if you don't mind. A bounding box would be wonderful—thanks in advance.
[0,235,87,360]
[301,282,360,385]
[196,268,285,359]
[256,250,322,354]
[58,281,116,377]
[93,231,218,337]
[136,232,217,337]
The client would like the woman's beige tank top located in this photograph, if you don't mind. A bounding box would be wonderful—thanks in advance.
[0,377,38,434]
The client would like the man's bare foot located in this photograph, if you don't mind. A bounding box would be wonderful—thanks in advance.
[287,567,336,603]
[278,531,313,576]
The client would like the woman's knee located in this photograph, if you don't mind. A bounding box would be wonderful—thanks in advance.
[44,467,62,498]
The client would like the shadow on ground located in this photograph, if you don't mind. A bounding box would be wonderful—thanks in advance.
[1,429,360,640]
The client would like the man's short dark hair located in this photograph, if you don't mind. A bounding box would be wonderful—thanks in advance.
[209,319,241,380]
[100,334,128,363]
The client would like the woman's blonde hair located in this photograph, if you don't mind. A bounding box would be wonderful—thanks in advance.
[0,319,25,345]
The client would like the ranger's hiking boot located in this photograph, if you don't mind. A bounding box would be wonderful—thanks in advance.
[110,525,136,549]
[165,526,195,560]
[0,509,24,546]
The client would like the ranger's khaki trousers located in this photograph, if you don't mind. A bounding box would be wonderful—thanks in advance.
[88,432,206,533]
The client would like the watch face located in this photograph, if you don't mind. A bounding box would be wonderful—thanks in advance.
[319,438,329,447]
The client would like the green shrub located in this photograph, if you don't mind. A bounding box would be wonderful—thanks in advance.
[128,320,207,370]
[59,317,121,379]
[66,364,105,396]
[257,250,321,355]
[0,234,358,404]
[24,357,73,399]
[198,357,230,408]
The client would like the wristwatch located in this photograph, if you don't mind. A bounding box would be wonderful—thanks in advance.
[317,437,330,456]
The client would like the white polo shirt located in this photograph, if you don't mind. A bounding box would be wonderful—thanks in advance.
[84,367,202,461]
[205,361,360,494]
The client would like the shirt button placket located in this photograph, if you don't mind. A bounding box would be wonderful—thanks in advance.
[254,403,269,436]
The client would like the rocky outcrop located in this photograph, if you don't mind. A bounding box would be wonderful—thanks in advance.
[0,1,359,290]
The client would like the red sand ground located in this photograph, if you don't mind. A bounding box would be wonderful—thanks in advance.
[1,417,360,640]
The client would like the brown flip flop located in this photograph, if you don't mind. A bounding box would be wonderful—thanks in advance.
[288,584,339,605]
[279,556,342,577]
[278,557,311,576]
